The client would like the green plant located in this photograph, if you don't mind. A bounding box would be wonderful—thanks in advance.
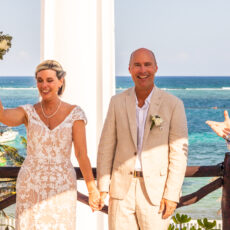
[0,144,25,166]
[168,225,174,230]
[20,136,27,148]
[168,224,187,230]
[197,218,218,230]
[0,32,12,60]
[170,213,191,230]
[168,213,220,230]
[189,227,198,230]
[0,138,26,208]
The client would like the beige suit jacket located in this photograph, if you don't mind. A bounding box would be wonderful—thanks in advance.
[97,86,188,205]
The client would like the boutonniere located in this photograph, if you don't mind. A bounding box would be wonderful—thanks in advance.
[150,115,163,130]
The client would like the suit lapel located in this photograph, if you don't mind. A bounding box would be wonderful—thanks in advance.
[142,87,163,147]
[126,88,137,149]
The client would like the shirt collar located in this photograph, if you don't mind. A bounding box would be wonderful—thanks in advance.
[135,87,154,106]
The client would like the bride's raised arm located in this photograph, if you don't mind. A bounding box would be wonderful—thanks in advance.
[0,100,27,127]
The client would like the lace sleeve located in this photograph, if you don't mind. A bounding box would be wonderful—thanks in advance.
[19,104,33,118]
[71,106,87,124]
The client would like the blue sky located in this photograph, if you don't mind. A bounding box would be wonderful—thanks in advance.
[0,0,40,76]
[0,0,230,76]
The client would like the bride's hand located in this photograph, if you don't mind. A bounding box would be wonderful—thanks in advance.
[88,187,100,212]
[206,110,230,140]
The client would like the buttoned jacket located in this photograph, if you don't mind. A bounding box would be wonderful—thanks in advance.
[97,86,188,205]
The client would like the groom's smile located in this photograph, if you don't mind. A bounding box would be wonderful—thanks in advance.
[129,48,158,92]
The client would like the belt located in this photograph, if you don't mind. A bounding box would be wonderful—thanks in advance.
[134,171,143,177]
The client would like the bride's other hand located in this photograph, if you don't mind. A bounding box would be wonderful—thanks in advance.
[98,192,107,210]
[206,110,230,140]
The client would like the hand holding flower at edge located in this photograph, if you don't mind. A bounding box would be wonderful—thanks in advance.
[206,110,230,140]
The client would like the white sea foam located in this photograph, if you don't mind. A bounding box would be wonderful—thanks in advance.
[1,87,230,91]
[185,88,230,90]
[0,87,37,90]
[163,88,230,91]
[116,87,230,91]
[116,87,129,91]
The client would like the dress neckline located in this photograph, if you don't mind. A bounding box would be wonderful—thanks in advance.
[32,105,77,132]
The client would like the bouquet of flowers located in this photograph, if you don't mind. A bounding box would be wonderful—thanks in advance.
[0,32,12,60]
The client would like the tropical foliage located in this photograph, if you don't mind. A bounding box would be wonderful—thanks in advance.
[0,137,25,201]
[168,213,220,230]
[0,144,24,167]
[0,210,15,229]
[0,137,25,229]
[0,31,12,60]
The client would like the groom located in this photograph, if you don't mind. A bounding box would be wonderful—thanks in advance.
[97,48,188,230]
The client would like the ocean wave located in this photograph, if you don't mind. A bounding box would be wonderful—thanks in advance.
[1,87,230,91]
[116,87,129,91]
[159,88,230,91]
[116,87,230,91]
[0,87,37,90]
[185,88,230,90]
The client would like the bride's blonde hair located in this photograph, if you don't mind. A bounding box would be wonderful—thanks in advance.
[35,60,66,96]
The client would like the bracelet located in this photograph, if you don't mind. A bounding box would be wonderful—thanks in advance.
[88,190,97,194]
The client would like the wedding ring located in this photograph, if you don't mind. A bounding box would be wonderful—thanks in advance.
[225,134,230,142]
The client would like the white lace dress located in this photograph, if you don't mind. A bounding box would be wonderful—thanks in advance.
[16,104,87,230]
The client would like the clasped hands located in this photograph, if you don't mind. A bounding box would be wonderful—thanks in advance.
[88,190,107,212]
[89,190,177,219]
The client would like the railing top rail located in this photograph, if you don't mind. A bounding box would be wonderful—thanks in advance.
[0,164,224,179]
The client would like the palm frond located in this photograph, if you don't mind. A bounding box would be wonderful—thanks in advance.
[0,144,24,166]
[20,136,27,148]
[0,151,7,166]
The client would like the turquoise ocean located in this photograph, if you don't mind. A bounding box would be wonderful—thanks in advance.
[2,76,230,219]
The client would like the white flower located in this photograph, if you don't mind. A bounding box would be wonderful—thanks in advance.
[150,115,163,130]
[0,39,9,50]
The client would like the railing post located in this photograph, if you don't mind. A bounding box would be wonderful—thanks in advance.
[222,152,230,230]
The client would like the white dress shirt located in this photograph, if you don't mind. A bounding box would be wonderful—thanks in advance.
[134,89,154,171]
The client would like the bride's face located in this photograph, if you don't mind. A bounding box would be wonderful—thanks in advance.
[36,69,63,101]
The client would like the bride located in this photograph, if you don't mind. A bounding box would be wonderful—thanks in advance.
[0,60,100,229]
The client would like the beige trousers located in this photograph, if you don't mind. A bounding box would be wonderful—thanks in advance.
[108,177,170,230]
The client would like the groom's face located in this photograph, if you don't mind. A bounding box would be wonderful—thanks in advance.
[129,49,158,92]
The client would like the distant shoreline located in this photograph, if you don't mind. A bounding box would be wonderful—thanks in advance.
[0,76,34,78]
[116,75,230,78]
[1,76,230,78]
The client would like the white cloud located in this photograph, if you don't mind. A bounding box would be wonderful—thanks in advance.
[17,50,30,60]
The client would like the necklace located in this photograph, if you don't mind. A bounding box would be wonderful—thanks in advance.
[41,100,62,119]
